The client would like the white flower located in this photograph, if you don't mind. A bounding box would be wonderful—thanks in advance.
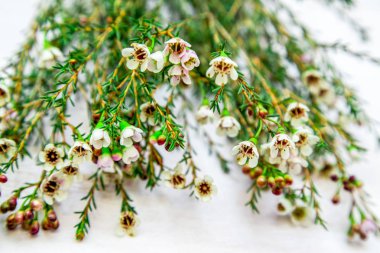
[140,102,156,126]
[38,47,64,68]
[122,145,140,165]
[181,49,200,70]
[97,149,114,172]
[195,105,214,125]
[90,128,111,150]
[284,103,309,127]
[232,141,259,168]
[315,83,336,106]
[278,154,308,175]
[39,172,68,205]
[293,128,319,157]
[0,84,10,107]
[302,70,325,95]
[194,176,217,202]
[162,164,186,189]
[216,116,241,138]
[163,37,191,64]
[276,198,293,216]
[122,43,150,71]
[120,125,143,147]
[267,134,295,161]
[147,51,165,73]
[168,65,191,86]
[117,211,140,237]
[60,161,82,184]
[0,138,16,163]
[68,141,92,163]
[38,144,64,171]
[290,201,314,227]
[206,56,238,86]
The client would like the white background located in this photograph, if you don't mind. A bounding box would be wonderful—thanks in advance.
[1,0,380,252]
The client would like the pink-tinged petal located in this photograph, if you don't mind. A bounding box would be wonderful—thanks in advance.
[182,74,192,85]
[126,59,139,70]
[132,132,142,142]
[169,53,181,64]
[169,65,182,76]
[230,68,238,80]
[170,76,181,86]
[122,48,134,57]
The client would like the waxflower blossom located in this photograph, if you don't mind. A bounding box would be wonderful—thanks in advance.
[97,148,114,172]
[122,43,150,71]
[140,102,157,126]
[355,219,378,240]
[206,56,238,86]
[232,141,259,168]
[39,172,68,205]
[68,141,92,163]
[163,37,191,64]
[168,65,191,86]
[293,128,320,157]
[290,201,314,227]
[279,154,308,175]
[38,46,64,68]
[122,145,140,165]
[120,123,143,147]
[39,144,64,171]
[194,176,217,202]
[147,51,165,73]
[195,105,214,125]
[118,211,139,236]
[90,128,111,150]
[0,138,17,163]
[315,83,336,106]
[276,198,293,216]
[181,49,200,70]
[60,161,82,184]
[284,103,310,127]
[162,164,186,189]
[0,84,10,107]
[302,69,325,95]
[216,116,241,138]
[268,134,296,161]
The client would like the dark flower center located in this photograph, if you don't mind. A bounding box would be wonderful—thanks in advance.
[306,75,320,85]
[171,174,186,187]
[63,165,79,176]
[46,149,60,164]
[214,61,232,73]
[0,143,9,154]
[120,213,136,229]
[145,105,156,115]
[74,146,87,157]
[198,182,211,195]
[135,48,148,61]
[43,179,60,196]
[290,107,305,118]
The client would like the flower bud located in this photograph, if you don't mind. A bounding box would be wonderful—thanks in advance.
[274,176,284,186]
[1,201,9,213]
[330,174,338,182]
[284,175,293,185]
[267,176,275,188]
[0,174,8,183]
[30,221,40,236]
[256,175,267,188]
[24,209,34,220]
[42,218,50,230]
[331,194,340,204]
[8,196,18,211]
[30,199,43,211]
[157,135,166,146]
[47,210,57,222]
[50,220,60,230]
[242,166,251,175]
[6,214,17,230]
[14,211,25,224]
[22,220,32,231]
[76,231,85,241]
[271,186,282,196]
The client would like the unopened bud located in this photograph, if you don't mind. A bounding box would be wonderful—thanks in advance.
[157,135,166,146]
[30,199,43,211]
[47,210,57,222]
[242,166,251,175]
[0,174,7,183]
[272,187,282,196]
[30,221,40,236]
[267,177,275,188]
[256,175,267,188]
[14,211,25,224]
[332,194,340,204]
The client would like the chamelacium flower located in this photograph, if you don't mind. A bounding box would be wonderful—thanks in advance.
[90,128,111,150]
[292,127,319,157]
[276,198,293,216]
[195,105,214,125]
[278,154,308,175]
[354,219,379,240]
[60,161,82,184]
[163,37,191,64]
[0,138,17,163]
[206,56,238,86]
[284,103,310,127]
[117,211,140,237]
[232,141,259,168]
[122,145,140,165]
[120,123,143,147]
[122,43,150,71]
[140,102,157,126]
[39,172,68,205]
[39,144,64,171]
[38,46,64,68]
[162,164,186,189]
[315,83,336,106]
[168,65,191,86]
[313,155,338,177]
[216,116,241,138]
[265,134,296,163]
[0,84,10,107]
[147,51,165,73]
[68,141,92,163]
[181,49,200,70]
[194,176,217,202]
[97,148,114,172]
[302,69,326,95]
[290,200,315,227]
